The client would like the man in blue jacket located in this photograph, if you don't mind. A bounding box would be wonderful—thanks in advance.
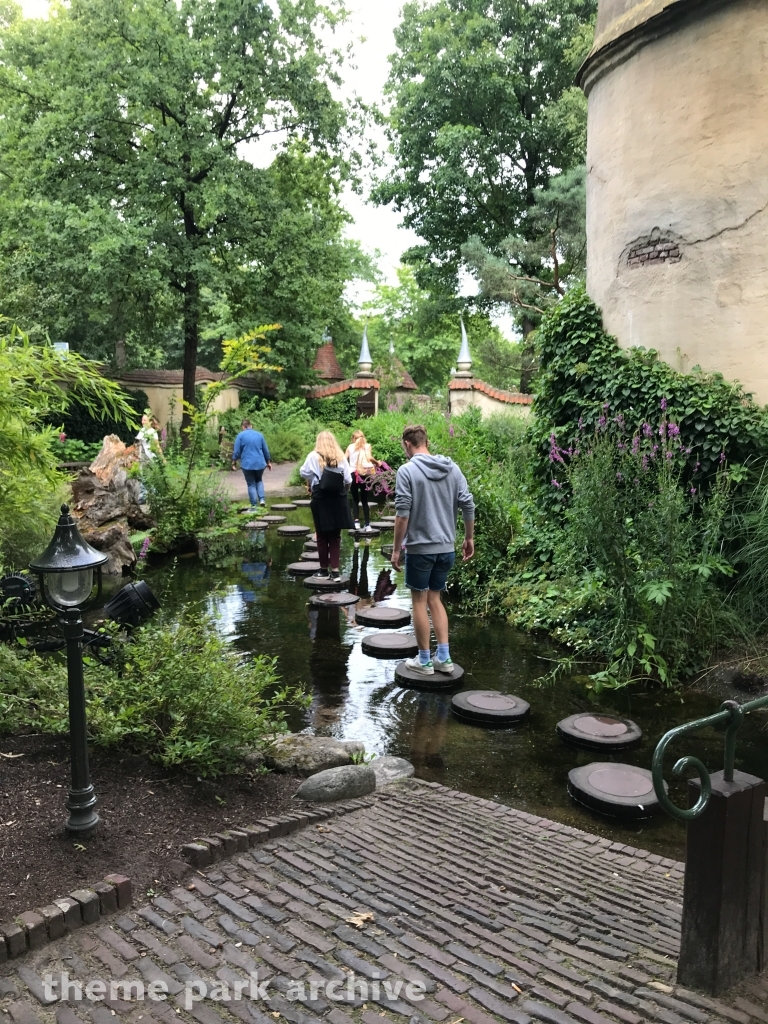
[231,420,272,508]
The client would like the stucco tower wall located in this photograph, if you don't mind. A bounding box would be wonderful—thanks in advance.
[582,0,768,402]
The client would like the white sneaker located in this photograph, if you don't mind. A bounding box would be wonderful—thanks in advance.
[433,657,454,674]
[403,656,434,676]
[354,520,360,530]
[364,524,375,533]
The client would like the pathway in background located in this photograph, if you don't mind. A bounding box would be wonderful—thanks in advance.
[222,462,301,502]
[2,780,765,1024]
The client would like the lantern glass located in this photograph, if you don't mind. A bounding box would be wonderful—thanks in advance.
[45,568,94,608]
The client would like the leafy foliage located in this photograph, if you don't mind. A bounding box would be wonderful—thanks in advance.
[0,320,138,567]
[0,609,308,777]
[533,289,768,495]
[47,390,149,446]
[0,0,362,424]
[374,0,596,292]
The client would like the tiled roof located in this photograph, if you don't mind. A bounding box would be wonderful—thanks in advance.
[448,377,534,405]
[305,378,380,399]
[312,342,345,381]
[114,367,224,386]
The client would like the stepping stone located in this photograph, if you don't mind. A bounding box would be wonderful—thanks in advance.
[300,551,319,561]
[303,574,350,592]
[304,543,318,552]
[567,762,666,819]
[261,515,287,523]
[371,521,394,531]
[381,544,393,557]
[277,524,311,536]
[362,632,418,659]
[288,561,321,575]
[452,690,529,726]
[309,591,360,607]
[378,515,397,522]
[243,520,270,530]
[355,606,411,628]
[294,499,312,507]
[395,660,461,688]
[557,713,642,751]
[271,503,297,511]
[348,527,381,537]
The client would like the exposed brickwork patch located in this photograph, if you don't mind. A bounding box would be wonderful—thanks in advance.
[627,239,682,267]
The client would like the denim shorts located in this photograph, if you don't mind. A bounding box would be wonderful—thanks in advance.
[404,551,456,592]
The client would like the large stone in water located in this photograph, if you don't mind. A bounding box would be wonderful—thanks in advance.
[370,756,414,786]
[264,734,365,776]
[294,765,376,803]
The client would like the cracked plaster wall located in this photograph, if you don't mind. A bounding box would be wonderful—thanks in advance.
[585,0,768,402]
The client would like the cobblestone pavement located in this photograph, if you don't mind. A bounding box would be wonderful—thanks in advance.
[2,781,767,1024]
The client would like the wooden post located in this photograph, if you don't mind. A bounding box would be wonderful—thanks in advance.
[678,769,766,994]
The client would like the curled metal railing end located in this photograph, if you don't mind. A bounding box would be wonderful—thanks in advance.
[652,724,718,821]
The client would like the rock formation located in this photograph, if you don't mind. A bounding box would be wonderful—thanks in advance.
[69,435,153,575]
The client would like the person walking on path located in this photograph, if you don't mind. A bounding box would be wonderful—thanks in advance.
[391,423,475,676]
[300,431,353,581]
[345,429,380,531]
[232,419,272,508]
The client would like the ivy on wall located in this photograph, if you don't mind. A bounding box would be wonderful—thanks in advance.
[532,288,768,493]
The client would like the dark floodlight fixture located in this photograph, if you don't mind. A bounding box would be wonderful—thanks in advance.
[103,580,160,628]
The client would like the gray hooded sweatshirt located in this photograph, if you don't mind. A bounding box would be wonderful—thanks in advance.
[394,454,475,554]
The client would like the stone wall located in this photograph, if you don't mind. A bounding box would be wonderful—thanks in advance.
[581,0,768,402]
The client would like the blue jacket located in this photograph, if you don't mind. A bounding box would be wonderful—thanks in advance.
[232,429,271,471]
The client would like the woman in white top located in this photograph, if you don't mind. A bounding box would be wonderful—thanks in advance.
[344,429,380,532]
[299,431,353,581]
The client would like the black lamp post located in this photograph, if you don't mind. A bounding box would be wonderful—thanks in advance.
[29,504,108,834]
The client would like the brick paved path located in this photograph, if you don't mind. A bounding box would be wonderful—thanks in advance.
[2,781,767,1024]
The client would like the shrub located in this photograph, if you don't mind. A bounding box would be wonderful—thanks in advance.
[0,608,309,777]
[143,459,237,552]
[46,388,148,446]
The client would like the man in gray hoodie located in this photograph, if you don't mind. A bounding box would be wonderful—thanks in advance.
[391,423,475,675]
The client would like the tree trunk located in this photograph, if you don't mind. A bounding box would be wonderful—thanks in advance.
[181,273,199,446]
[519,316,536,394]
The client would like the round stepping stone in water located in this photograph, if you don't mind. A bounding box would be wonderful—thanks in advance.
[303,574,350,592]
[371,520,394,531]
[271,503,297,511]
[300,550,319,561]
[395,661,463,689]
[378,515,397,522]
[355,606,411,628]
[381,544,393,558]
[309,591,360,607]
[557,713,642,752]
[567,762,666,819]
[261,515,287,523]
[452,690,528,726]
[242,520,270,530]
[304,542,318,552]
[361,631,418,659]
[348,527,381,538]
[277,524,311,536]
[293,499,312,507]
[288,561,321,576]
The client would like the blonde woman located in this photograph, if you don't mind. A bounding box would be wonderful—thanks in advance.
[344,429,380,532]
[300,431,353,581]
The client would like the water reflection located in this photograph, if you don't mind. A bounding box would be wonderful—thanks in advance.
[147,508,768,860]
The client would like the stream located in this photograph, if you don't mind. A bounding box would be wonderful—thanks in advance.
[140,505,768,862]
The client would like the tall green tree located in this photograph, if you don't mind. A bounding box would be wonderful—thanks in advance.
[0,0,354,436]
[373,0,595,294]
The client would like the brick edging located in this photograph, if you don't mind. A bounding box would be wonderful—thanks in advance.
[180,794,383,868]
[0,874,131,964]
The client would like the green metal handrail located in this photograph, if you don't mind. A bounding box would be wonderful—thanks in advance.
[652,694,768,821]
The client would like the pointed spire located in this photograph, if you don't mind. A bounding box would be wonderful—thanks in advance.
[357,325,373,377]
[456,317,473,375]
